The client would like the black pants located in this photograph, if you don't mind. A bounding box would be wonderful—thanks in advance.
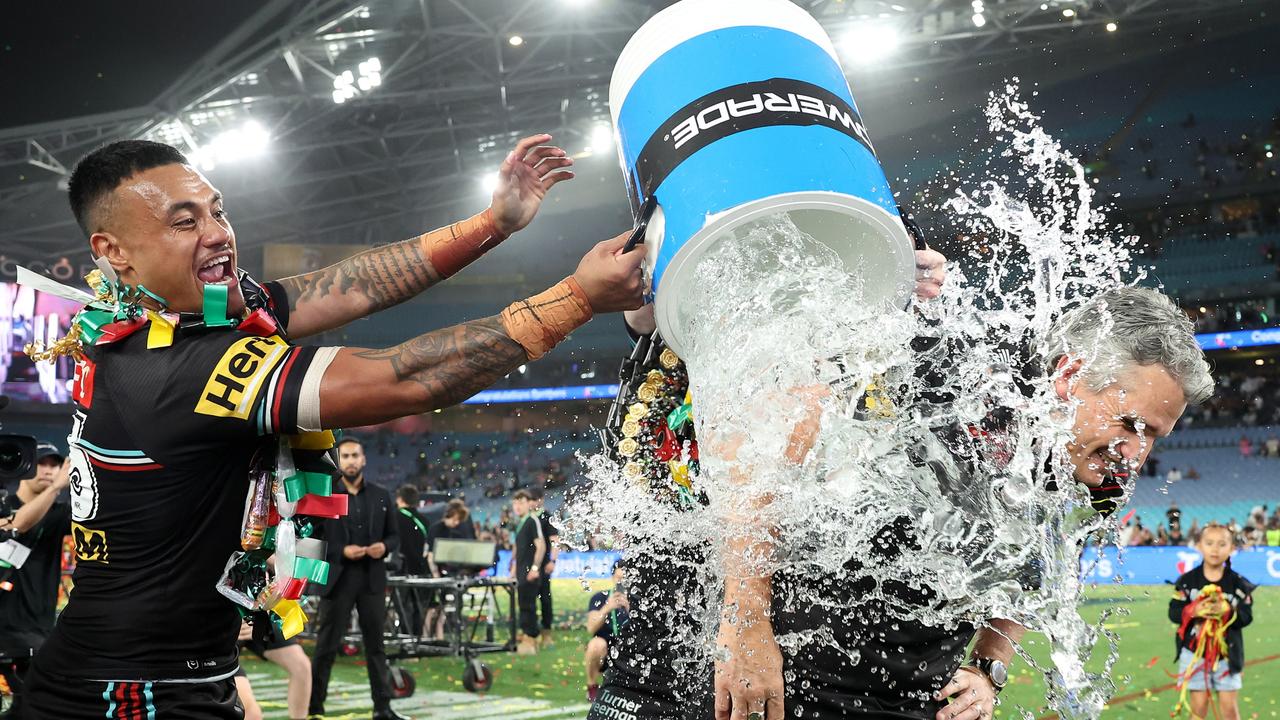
[516,577,542,638]
[309,571,394,714]
[537,565,554,630]
[16,659,240,719]
[0,656,29,719]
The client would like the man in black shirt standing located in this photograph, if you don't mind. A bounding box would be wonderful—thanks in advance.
[530,488,561,648]
[309,437,403,720]
[509,489,545,655]
[392,484,429,638]
[0,442,70,716]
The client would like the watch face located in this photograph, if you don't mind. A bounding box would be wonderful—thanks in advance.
[989,660,1008,687]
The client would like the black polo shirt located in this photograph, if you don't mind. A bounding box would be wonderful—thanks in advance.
[0,495,72,654]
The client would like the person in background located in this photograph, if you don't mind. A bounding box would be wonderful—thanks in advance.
[585,561,630,702]
[309,437,405,720]
[0,442,70,718]
[233,613,312,720]
[1169,524,1255,720]
[509,489,545,655]
[529,487,562,648]
[393,484,430,638]
[423,500,472,640]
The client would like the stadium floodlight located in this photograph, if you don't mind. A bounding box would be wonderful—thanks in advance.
[590,124,613,150]
[190,120,271,171]
[840,24,901,65]
[508,35,524,46]
[1105,21,1118,32]
[972,13,986,27]
[1062,8,1075,17]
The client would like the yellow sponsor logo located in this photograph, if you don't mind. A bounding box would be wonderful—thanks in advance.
[195,335,289,419]
[72,522,109,563]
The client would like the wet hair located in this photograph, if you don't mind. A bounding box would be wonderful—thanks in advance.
[1046,286,1213,405]
[396,484,420,506]
[68,140,189,236]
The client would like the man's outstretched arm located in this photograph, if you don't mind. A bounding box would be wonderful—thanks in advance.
[278,133,574,339]
[315,233,642,428]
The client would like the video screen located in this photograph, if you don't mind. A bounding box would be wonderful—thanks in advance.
[1,281,82,404]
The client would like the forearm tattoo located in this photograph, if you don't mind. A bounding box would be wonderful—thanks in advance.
[352,316,526,409]
[281,239,442,316]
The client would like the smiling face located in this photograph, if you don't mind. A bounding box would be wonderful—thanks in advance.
[89,164,243,316]
[1055,359,1187,488]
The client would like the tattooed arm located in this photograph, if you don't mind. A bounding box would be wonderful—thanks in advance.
[314,233,644,428]
[277,134,576,340]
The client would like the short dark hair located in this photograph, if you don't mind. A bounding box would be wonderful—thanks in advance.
[68,140,189,235]
[513,489,533,501]
[336,436,364,451]
[528,487,545,502]
[396,484,420,506]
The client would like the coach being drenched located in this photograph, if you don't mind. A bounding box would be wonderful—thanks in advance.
[715,287,1213,720]
[17,137,643,719]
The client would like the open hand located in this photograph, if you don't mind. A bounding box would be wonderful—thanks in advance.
[714,614,784,720]
[491,133,575,236]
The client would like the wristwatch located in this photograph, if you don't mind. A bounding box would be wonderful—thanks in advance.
[967,656,1008,693]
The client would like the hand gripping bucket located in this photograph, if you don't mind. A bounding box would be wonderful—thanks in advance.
[610,0,916,357]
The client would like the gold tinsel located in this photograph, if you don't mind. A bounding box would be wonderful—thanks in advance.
[25,323,85,363]
[23,270,107,363]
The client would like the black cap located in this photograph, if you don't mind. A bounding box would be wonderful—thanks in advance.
[35,442,64,463]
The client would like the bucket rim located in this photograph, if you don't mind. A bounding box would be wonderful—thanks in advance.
[652,190,917,358]
[607,0,840,124]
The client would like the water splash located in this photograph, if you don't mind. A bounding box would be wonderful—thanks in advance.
[560,81,1147,719]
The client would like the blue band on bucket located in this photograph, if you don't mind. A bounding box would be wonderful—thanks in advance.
[630,77,876,199]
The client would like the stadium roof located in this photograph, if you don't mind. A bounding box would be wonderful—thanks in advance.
[1,0,1275,267]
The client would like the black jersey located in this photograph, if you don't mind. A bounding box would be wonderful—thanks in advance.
[38,289,332,681]
[1169,564,1256,674]
[512,513,544,576]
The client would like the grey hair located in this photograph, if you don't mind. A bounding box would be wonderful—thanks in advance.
[1045,286,1213,405]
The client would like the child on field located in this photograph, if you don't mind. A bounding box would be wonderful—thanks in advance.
[1169,523,1256,720]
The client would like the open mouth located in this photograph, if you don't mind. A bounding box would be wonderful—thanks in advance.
[196,253,235,285]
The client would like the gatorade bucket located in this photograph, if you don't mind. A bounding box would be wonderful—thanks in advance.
[610,0,916,357]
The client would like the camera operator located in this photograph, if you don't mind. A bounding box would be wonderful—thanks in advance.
[584,560,630,702]
[0,442,70,717]
[423,499,472,640]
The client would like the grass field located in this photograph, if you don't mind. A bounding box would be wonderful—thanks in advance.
[242,581,1280,718]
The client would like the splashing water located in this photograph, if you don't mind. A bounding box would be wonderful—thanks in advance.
[561,81,1147,719]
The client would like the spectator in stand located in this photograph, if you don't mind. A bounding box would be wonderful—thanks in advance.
[1188,519,1202,544]
[1167,502,1183,528]
[1267,518,1280,547]
[1146,454,1161,478]
[1166,466,1183,484]
[1169,523,1187,547]
[1239,435,1254,457]
[1265,435,1280,458]
[1186,466,1201,481]
[1156,524,1170,546]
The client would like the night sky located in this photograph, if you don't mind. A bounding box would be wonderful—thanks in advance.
[0,1,264,128]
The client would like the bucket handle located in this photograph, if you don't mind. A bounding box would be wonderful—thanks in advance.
[623,195,659,253]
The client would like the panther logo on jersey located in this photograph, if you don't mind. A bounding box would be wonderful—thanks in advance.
[72,522,110,563]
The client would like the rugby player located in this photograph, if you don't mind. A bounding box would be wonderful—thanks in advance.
[17,136,643,719]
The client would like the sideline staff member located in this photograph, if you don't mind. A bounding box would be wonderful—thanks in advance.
[510,489,546,655]
[0,443,70,714]
[309,438,402,720]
